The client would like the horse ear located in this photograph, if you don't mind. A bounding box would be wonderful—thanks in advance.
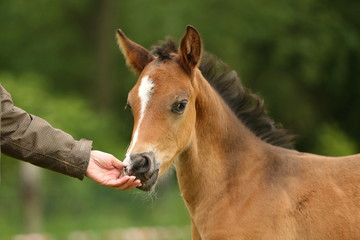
[179,26,202,75]
[116,29,154,73]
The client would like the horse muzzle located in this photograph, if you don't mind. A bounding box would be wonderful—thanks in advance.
[124,151,159,191]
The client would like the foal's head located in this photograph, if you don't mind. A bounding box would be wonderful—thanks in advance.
[117,26,202,191]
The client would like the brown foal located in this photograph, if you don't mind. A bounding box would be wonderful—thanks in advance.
[117,26,360,240]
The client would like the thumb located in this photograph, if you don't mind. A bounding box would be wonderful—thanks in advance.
[112,157,124,170]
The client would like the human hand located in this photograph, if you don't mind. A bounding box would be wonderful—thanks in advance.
[85,150,141,190]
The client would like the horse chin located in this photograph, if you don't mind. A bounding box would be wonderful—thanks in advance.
[136,169,159,192]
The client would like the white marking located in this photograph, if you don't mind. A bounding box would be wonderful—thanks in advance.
[138,75,155,116]
[126,76,154,158]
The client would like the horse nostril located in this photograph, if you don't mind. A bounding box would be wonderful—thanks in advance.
[128,152,157,187]
[123,165,128,175]
[131,153,151,173]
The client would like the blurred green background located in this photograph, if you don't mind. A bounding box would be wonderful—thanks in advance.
[0,0,359,239]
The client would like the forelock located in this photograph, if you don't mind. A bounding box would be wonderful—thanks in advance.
[150,38,178,61]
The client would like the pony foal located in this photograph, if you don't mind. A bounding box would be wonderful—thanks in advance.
[117,26,360,240]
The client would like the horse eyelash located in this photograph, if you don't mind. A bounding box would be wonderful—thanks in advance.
[125,102,131,110]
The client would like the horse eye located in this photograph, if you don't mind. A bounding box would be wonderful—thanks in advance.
[172,100,188,114]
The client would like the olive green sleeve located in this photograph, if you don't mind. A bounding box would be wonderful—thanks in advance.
[0,85,92,180]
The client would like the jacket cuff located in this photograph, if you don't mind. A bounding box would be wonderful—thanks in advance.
[66,139,92,180]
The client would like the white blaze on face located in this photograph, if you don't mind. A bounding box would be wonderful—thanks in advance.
[124,76,155,165]
[138,75,155,117]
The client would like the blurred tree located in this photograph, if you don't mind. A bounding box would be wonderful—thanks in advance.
[96,0,118,110]
[20,163,42,233]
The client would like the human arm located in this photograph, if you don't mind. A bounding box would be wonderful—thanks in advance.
[0,84,91,179]
[1,85,141,189]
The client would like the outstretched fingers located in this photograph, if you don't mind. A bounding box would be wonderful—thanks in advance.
[107,175,142,190]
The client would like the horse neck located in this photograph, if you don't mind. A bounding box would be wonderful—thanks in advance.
[176,70,269,214]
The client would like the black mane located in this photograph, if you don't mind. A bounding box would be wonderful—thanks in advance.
[151,39,295,149]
